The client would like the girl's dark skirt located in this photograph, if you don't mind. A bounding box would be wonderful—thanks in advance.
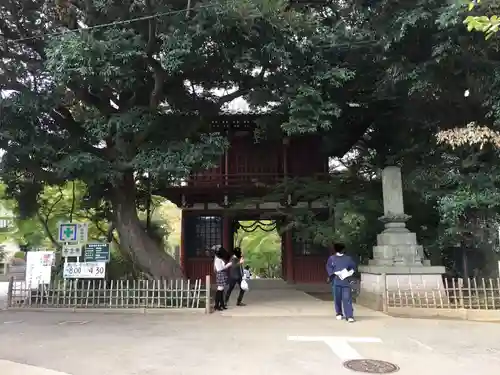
[216,270,228,287]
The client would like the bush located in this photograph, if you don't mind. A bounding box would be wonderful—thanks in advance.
[13,251,25,260]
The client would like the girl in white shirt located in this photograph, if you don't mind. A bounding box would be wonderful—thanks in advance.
[213,246,241,311]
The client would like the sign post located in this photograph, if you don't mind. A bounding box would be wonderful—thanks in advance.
[57,222,109,280]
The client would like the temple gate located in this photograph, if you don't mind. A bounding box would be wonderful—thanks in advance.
[160,115,332,284]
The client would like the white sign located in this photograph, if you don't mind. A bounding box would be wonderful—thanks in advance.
[63,262,106,279]
[287,336,382,361]
[57,222,88,243]
[61,245,82,258]
[25,251,55,288]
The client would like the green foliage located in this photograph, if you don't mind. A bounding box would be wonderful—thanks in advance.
[13,251,25,260]
[0,0,351,277]
[2,182,94,249]
[0,0,350,185]
[3,0,500,279]
[464,1,500,39]
[235,221,281,277]
[0,179,180,278]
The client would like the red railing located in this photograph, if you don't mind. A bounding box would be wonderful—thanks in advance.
[186,173,330,188]
[189,172,282,187]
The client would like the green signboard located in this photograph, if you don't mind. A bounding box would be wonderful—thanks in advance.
[84,243,110,262]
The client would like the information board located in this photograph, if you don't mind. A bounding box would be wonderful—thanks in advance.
[84,243,110,262]
[25,251,55,288]
[63,262,106,279]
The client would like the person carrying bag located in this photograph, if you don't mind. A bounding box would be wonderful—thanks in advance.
[326,243,357,323]
[225,247,247,306]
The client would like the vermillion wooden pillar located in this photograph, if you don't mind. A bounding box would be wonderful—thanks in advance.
[179,210,187,276]
[282,136,289,179]
[285,229,294,283]
[281,233,287,280]
[282,137,293,281]
[222,214,232,252]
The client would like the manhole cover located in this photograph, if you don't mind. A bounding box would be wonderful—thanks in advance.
[343,359,400,373]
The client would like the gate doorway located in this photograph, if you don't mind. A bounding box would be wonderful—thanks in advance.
[234,220,282,279]
[180,211,330,283]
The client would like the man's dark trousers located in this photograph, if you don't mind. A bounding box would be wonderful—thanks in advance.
[226,278,245,304]
[334,285,353,318]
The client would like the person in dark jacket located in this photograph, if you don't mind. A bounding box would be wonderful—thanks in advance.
[326,243,356,322]
[326,245,337,302]
[225,247,246,306]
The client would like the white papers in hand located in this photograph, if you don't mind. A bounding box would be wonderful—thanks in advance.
[334,268,354,280]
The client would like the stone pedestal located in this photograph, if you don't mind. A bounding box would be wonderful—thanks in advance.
[357,167,445,310]
[360,265,445,293]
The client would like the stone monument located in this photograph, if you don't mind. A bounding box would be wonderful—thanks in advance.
[358,166,445,309]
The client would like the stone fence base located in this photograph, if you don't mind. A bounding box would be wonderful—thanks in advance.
[356,291,385,312]
[386,307,500,322]
[4,307,206,314]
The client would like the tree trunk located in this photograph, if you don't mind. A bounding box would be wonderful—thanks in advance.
[111,173,184,279]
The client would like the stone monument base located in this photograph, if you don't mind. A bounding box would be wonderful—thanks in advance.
[356,265,446,311]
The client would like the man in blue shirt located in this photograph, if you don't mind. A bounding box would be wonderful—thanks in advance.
[326,243,356,322]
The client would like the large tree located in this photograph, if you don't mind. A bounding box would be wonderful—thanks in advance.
[0,0,350,278]
[258,0,500,273]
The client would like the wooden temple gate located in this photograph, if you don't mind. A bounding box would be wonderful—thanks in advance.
[161,115,332,284]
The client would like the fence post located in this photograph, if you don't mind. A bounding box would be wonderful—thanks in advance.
[205,274,211,314]
[6,276,14,308]
[381,273,388,313]
[458,278,464,308]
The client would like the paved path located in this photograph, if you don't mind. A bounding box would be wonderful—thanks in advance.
[1,308,499,375]
[223,288,383,318]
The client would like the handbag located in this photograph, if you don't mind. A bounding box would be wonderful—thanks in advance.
[346,276,360,290]
[240,279,249,291]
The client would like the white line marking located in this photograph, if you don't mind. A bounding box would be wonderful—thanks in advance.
[3,320,23,324]
[288,336,383,361]
[288,336,382,343]
[58,321,89,325]
[408,338,433,351]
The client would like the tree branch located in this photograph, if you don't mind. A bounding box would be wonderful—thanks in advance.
[69,181,76,223]
[142,0,166,109]
[93,220,120,247]
[148,57,166,109]
[69,83,117,115]
[0,19,46,59]
[50,107,111,160]
[217,88,247,105]
[41,186,64,220]
[0,78,31,93]
[36,185,64,250]
[36,211,62,249]
[217,66,267,105]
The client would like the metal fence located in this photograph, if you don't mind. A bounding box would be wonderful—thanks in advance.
[386,277,500,310]
[6,276,211,313]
